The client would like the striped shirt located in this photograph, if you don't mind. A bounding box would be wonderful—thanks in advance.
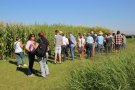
[115,34,123,45]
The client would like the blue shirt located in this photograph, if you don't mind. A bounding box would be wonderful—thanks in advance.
[86,36,94,44]
[70,35,76,46]
[97,36,104,45]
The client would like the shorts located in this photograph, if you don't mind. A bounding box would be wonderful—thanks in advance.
[55,46,61,54]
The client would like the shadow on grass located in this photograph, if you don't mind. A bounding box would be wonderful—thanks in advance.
[9,60,41,77]
[16,67,41,77]
[9,60,17,66]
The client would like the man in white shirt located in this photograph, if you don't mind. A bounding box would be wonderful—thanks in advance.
[61,34,69,60]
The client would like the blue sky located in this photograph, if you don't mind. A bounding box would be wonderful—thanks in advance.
[0,0,135,34]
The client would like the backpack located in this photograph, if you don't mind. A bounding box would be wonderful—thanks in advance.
[35,38,48,57]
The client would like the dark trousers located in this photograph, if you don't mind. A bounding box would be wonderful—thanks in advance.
[106,45,112,54]
[28,52,35,75]
[62,45,67,59]
[87,44,93,57]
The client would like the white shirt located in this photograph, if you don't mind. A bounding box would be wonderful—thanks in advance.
[25,40,35,52]
[78,38,85,47]
[63,36,69,46]
[14,41,23,53]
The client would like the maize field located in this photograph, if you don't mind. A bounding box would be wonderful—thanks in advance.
[0,21,111,60]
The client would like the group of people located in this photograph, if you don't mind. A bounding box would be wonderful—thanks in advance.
[14,32,49,77]
[14,30,126,77]
[54,30,126,61]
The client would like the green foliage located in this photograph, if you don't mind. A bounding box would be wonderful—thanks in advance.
[68,41,135,90]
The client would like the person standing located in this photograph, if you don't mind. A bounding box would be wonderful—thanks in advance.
[25,34,35,76]
[61,33,69,60]
[97,31,104,55]
[35,32,49,77]
[86,33,94,58]
[122,33,126,49]
[105,33,112,54]
[112,33,116,52]
[69,32,76,60]
[115,31,123,52]
[14,37,27,67]
[78,34,86,59]
[54,30,63,64]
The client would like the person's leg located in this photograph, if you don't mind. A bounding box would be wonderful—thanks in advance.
[28,53,35,75]
[70,45,75,60]
[82,47,85,59]
[38,57,46,77]
[90,44,93,57]
[108,45,111,53]
[63,45,66,59]
[106,46,109,54]
[87,44,90,57]
[20,52,25,65]
[58,53,62,63]
[98,44,100,54]
[54,53,57,63]
[43,58,49,75]
[54,47,58,63]
[16,53,21,66]
[61,45,64,59]
[92,43,95,57]
[100,45,103,54]
[58,47,62,63]
[66,46,69,58]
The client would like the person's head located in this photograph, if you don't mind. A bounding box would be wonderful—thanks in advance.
[91,31,94,34]
[62,33,65,37]
[99,31,103,36]
[59,31,63,35]
[78,33,81,36]
[16,37,20,41]
[122,33,125,36]
[79,34,82,38]
[107,33,111,36]
[29,34,35,41]
[117,31,120,35]
[55,30,59,35]
[112,33,115,36]
[38,32,45,38]
[87,32,91,36]
[68,32,72,36]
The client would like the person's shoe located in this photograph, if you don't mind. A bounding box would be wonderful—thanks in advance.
[17,65,21,67]
[59,62,62,64]
[23,64,28,67]
[28,74,34,77]
[54,62,57,64]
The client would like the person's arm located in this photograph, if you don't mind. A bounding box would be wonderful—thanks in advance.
[33,43,39,49]
[66,38,69,45]
[19,42,24,48]
[92,37,94,43]
[25,41,30,52]
[61,37,63,45]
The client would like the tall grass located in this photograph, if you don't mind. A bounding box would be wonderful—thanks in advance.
[0,21,111,60]
[68,41,135,90]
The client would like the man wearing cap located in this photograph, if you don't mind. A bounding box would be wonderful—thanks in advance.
[96,31,104,54]
[86,33,94,58]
